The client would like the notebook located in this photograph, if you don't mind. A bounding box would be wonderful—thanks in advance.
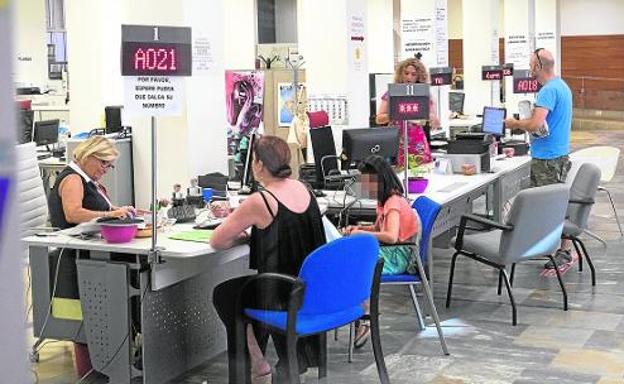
[169,230,214,243]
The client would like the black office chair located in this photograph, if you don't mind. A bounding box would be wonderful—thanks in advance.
[309,126,342,189]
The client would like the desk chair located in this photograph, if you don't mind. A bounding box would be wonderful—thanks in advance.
[562,163,602,285]
[446,184,569,325]
[309,126,342,189]
[235,235,390,384]
[570,146,622,237]
[17,143,49,258]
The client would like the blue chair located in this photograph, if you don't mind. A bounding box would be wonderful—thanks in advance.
[235,234,390,384]
[379,196,448,354]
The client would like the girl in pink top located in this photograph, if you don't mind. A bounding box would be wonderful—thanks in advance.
[344,155,422,348]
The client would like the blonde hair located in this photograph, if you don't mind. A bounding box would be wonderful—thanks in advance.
[73,136,119,163]
[394,58,429,83]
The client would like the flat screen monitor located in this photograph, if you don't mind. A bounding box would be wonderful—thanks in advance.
[105,106,123,133]
[240,133,258,193]
[17,109,35,144]
[449,92,465,114]
[342,127,399,168]
[310,126,338,182]
[482,107,506,137]
[33,119,60,147]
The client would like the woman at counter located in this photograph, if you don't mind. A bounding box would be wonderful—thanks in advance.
[211,135,326,384]
[47,136,138,378]
[376,56,441,168]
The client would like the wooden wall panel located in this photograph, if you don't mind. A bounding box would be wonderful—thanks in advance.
[448,35,624,111]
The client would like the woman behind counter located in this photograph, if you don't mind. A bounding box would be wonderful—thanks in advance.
[48,136,137,379]
[210,135,326,384]
[376,57,441,168]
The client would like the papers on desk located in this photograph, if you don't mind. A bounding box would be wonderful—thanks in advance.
[58,221,101,236]
[169,230,213,243]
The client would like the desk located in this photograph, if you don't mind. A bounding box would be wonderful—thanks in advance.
[448,117,482,140]
[24,224,250,384]
[31,105,70,123]
[320,156,531,286]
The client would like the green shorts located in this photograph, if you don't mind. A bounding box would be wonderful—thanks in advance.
[530,156,571,187]
[378,237,421,275]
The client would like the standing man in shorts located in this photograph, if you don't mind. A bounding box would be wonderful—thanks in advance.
[505,48,573,269]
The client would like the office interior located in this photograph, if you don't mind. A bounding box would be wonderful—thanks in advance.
[2,0,624,383]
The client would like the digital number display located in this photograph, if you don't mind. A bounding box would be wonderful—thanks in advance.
[513,77,542,93]
[431,73,452,86]
[389,96,429,120]
[122,42,192,76]
[482,70,502,80]
[502,64,514,77]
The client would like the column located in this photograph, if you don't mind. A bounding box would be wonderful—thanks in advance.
[13,0,48,88]
[1,1,29,381]
[504,0,536,112]
[368,0,394,74]
[223,0,256,70]
[535,0,560,74]
[462,0,500,114]
[298,0,369,127]
[399,0,450,131]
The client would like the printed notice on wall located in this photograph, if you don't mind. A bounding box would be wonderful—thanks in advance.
[348,13,366,72]
[434,0,448,66]
[506,34,529,67]
[401,18,434,64]
[124,76,185,116]
[193,37,214,75]
[536,31,556,53]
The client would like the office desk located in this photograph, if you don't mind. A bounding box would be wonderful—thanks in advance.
[320,156,531,285]
[31,105,70,122]
[24,224,250,384]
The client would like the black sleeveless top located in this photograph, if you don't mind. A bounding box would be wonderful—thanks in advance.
[250,187,326,276]
[49,165,112,229]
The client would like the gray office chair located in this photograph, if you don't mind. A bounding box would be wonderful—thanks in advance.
[17,143,49,261]
[562,163,602,286]
[446,184,570,325]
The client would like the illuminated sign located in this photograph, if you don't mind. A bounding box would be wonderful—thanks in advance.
[388,83,430,120]
[482,65,503,81]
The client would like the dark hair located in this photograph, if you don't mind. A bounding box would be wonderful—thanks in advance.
[358,155,403,204]
[253,135,292,178]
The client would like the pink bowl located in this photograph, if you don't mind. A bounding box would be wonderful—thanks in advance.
[100,224,138,243]
[408,177,429,194]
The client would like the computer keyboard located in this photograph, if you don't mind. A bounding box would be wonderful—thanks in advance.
[167,205,196,223]
[37,153,52,160]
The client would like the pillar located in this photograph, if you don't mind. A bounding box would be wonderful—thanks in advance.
[13,0,47,88]
[535,0,560,74]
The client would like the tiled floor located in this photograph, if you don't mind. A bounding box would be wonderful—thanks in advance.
[31,130,624,383]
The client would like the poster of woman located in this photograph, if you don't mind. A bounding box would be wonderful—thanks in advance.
[225,70,265,156]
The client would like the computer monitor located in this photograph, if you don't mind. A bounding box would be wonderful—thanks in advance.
[105,106,123,133]
[449,92,465,114]
[310,126,338,182]
[482,106,506,137]
[33,119,60,147]
[17,109,35,144]
[240,133,258,194]
[342,127,399,168]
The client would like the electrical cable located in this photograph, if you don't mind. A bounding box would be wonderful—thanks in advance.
[33,247,66,354]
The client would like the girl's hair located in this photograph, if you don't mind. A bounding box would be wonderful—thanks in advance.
[358,155,404,204]
[253,135,292,178]
[73,136,119,162]
[394,58,429,84]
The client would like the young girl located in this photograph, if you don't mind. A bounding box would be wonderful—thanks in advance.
[344,155,422,347]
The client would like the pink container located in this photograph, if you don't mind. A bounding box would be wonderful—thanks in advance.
[100,224,138,243]
[408,177,429,194]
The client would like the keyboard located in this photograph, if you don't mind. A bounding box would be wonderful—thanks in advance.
[167,205,196,223]
[37,153,52,160]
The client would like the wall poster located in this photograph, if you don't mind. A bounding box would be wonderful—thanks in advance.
[225,70,265,158]
[278,82,306,127]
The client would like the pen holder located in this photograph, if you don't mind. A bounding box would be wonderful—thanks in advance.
[407,177,428,194]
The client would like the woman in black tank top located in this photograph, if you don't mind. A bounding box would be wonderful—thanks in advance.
[211,136,326,384]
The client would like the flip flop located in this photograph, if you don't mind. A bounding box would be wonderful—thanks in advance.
[354,315,371,349]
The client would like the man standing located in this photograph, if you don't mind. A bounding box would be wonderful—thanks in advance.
[505,48,573,269]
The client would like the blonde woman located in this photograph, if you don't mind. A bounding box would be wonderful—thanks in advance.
[376,57,441,167]
[47,136,139,378]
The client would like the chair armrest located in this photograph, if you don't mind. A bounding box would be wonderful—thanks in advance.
[455,214,514,251]
[236,273,305,314]
[569,198,595,205]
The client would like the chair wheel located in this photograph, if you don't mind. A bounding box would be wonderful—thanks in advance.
[29,351,39,363]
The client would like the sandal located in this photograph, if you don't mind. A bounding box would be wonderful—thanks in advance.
[251,371,272,384]
[354,315,371,349]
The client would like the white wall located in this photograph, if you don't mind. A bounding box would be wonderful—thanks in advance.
[447,0,462,39]
[561,0,624,36]
[13,0,47,87]
[224,0,256,69]
[367,0,394,74]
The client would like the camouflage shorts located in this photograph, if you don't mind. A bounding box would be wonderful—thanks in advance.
[530,156,571,187]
